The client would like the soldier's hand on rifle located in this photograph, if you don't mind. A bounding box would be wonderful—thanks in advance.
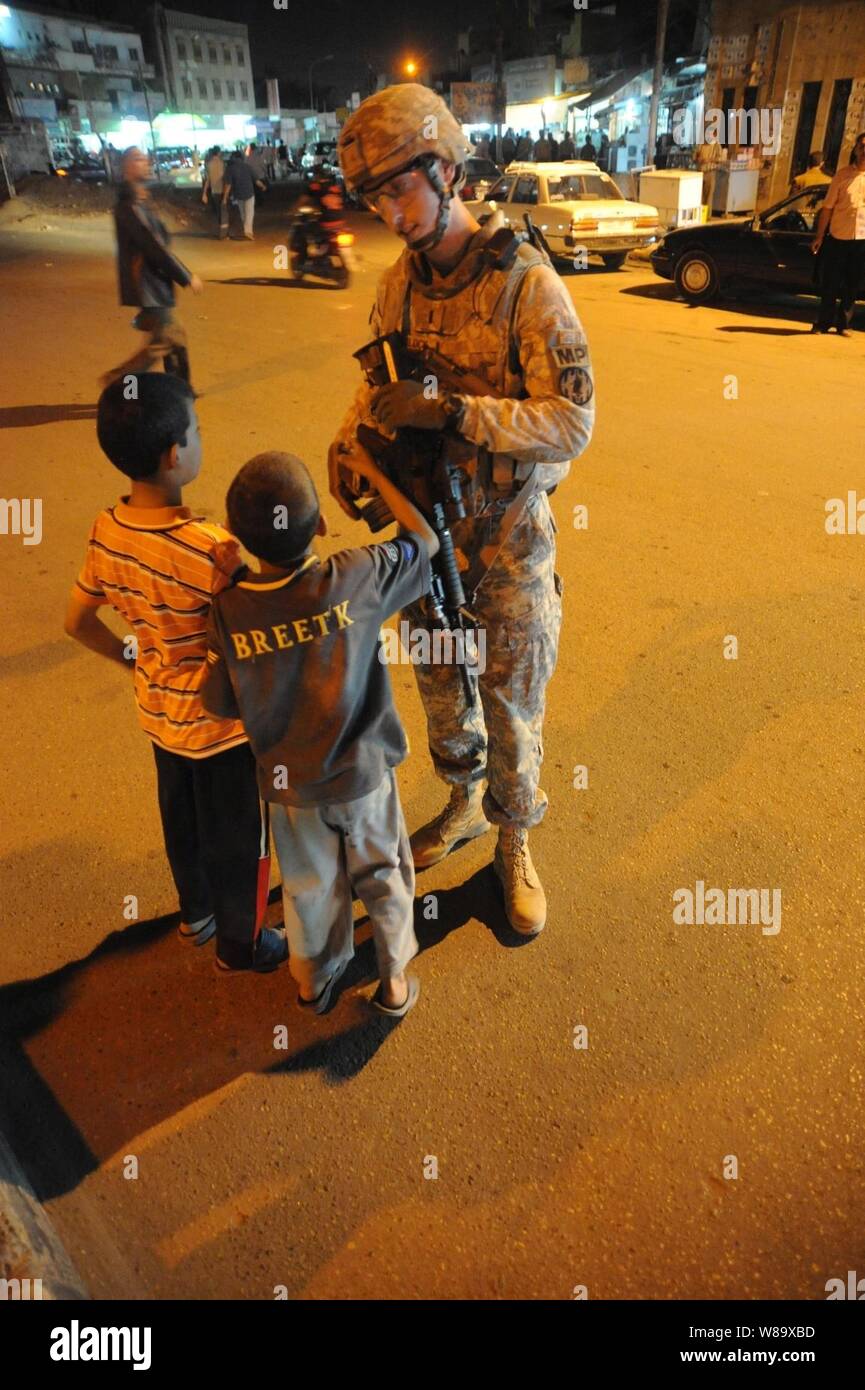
[371,380,449,432]
[327,439,364,520]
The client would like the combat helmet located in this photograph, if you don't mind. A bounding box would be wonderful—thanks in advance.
[338,83,471,249]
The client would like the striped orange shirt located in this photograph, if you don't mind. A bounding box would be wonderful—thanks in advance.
[75,499,247,758]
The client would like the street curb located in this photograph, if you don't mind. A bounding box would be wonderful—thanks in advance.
[0,1129,89,1300]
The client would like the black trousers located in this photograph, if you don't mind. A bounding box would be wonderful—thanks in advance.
[816,235,865,330]
[152,741,266,968]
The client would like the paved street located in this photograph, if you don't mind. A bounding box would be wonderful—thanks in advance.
[1,190,863,1300]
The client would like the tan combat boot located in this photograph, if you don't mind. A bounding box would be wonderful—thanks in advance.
[410,782,491,869]
[493,827,546,935]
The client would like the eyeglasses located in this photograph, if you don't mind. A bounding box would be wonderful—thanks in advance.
[363,164,426,213]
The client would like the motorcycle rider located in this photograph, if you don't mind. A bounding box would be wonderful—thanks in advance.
[291,159,346,262]
[328,85,594,936]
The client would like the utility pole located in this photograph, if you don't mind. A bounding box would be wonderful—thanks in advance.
[646,0,670,167]
[493,0,505,164]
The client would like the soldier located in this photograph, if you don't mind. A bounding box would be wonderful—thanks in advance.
[328,84,594,935]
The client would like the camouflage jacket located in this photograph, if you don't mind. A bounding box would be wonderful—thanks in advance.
[334,211,594,498]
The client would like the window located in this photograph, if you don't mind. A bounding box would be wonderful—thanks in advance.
[825,78,852,172]
[176,40,186,59]
[240,81,247,99]
[547,172,622,201]
[236,47,243,65]
[487,174,515,201]
[72,39,88,55]
[790,81,822,178]
[223,46,232,64]
[182,78,192,99]
[764,187,825,233]
[513,175,538,204]
[227,80,235,99]
[128,46,139,63]
[198,78,207,98]
[208,45,217,63]
[192,43,202,62]
[213,79,221,98]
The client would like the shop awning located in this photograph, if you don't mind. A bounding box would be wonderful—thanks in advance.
[571,67,645,113]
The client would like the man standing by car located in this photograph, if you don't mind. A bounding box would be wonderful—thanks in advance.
[791,149,831,194]
[101,147,202,389]
[811,131,865,336]
[328,84,594,936]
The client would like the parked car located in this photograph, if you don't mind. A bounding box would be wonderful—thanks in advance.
[649,184,835,304]
[53,154,107,183]
[302,141,338,173]
[465,160,660,269]
[152,146,194,174]
[460,155,503,202]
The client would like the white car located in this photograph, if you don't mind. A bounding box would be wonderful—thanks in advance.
[466,160,660,269]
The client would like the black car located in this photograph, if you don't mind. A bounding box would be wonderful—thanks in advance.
[650,184,832,305]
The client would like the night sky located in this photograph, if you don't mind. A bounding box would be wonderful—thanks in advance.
[68,1,693,106]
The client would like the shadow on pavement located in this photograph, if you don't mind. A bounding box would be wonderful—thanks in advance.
[0,871,496,1200]
[0,403,97,428]
[621,278,865,330]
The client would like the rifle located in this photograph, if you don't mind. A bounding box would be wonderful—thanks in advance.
[347,331,501,702]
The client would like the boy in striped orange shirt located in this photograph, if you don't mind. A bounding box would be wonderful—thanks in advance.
[64,373,286,973]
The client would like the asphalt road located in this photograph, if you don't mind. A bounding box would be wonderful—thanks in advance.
[1,189,863,1300]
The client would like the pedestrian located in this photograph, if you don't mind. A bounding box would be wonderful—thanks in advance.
[202,451,437,1017]
[278,141,289,179]
[811,132,865,336]
[559,131,576,161]
[579,135,596,161]
[101,146,202,390]
[515,132,531,160]
[223,148,265,240]
[264,142,277,181]
[330,84,594,935]
[64,374,287,975]
[202,144,228,238]
[246,142,266,183]
[534,129,552,161]
[550,134,560,160]
[791,149,832,194]
[502,128,516,164]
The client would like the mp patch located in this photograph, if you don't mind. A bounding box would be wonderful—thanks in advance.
[550,342,589,369]
[558,365,594,405]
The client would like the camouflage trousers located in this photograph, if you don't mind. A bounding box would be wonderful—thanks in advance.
[403,488,563,830]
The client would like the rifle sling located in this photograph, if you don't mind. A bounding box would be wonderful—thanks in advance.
[464,468,540,604]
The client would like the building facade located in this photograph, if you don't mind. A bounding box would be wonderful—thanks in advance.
[149,6,254,121]
[0,1,163,155]
[705,0,865,206]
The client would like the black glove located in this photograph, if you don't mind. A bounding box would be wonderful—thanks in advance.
[370,380,449,432]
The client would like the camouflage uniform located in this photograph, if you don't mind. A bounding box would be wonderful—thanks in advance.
[334,212,594,830]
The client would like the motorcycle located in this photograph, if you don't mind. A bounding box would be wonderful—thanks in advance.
[288,203,354,289]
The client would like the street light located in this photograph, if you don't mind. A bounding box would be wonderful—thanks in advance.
[308,54,334,113]
[404,59,418,77]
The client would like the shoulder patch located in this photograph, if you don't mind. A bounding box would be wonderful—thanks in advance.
[551,341,589,369]
[558,365,594,406]
[381,541,401,563]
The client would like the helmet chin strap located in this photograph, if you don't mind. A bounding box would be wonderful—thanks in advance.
[410,157,458,251]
